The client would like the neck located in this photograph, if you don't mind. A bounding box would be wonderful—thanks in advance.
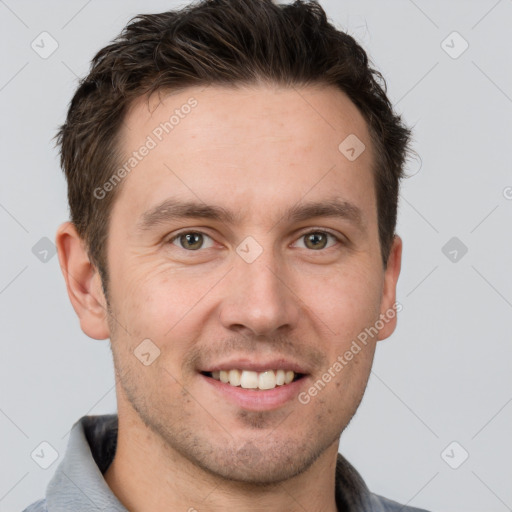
[104,409,340,512]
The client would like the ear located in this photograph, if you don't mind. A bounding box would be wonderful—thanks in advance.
[377,234,402,341]
[55,221,110,340]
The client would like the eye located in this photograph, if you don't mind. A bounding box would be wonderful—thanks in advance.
[169,231,215,251]
[293,230,340,251]
[167,229,342,252]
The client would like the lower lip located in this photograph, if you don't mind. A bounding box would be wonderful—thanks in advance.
[201,374,308,411]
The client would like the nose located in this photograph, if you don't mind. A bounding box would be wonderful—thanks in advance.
[217,249,301,338]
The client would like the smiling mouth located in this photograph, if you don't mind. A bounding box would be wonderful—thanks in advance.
[201,369,306,391]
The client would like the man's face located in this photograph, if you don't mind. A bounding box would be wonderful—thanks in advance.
[102,85,400,483]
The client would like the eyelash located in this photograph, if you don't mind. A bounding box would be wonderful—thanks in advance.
[167,229,343,252]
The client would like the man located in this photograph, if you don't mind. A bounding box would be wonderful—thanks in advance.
[24,0,429,510]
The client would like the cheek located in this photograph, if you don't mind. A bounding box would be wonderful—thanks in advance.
[107,259,173,342]
[113,262,218,355]
[299,263,382,339]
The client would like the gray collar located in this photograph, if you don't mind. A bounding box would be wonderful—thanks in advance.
[46,415,126,511]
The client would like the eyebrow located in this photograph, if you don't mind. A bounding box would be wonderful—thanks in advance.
[136,197,365,233]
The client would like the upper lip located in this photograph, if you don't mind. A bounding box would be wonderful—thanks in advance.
[200,358,310,375]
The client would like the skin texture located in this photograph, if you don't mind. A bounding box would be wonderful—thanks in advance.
[56,84,402,512]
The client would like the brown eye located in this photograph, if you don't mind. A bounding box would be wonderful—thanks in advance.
[171,232,214,251]
[305,232,327,250]
[296,231,339,251]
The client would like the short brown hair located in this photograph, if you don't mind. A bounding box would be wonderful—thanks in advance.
[57,0,412,295]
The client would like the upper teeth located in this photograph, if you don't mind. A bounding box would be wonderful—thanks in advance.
[211,369,295,390]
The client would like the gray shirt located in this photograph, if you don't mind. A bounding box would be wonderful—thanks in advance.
[23,414,431,512]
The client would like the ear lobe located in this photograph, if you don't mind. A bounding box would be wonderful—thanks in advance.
[55,221,110,340]
[377,234,402,341]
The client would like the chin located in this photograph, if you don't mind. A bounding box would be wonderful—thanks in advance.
[181,435,330,486]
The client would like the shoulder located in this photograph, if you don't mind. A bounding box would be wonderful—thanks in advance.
[22,498,47,512]
[370,492,432,512]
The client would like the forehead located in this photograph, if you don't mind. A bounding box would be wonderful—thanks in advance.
[124,83,370,151]
[112,84,376,229]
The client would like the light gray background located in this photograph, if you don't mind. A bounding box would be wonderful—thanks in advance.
[1,1,511,511]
